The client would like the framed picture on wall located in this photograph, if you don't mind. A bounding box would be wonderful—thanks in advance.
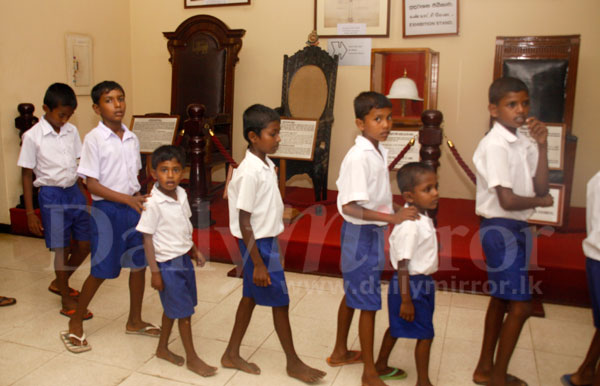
[403,0,459,37]
[184,0,250,8]
[314,0,391,37]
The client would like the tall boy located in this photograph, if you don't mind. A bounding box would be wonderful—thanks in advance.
[60,81,159,353]
[472,77,553,386]
[375,162,439,386]
[221,104,326,383]
[137,145,217,377]
[18,83,91,317]
[328,91,417,386]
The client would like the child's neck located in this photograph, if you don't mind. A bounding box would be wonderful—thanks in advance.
[408,203,427,215]
[44,115,61,134]
[157,184,178,200]
[103,120,124,139]
[362,134,381,156]
[249,146,268,165]
[497,121,518,135]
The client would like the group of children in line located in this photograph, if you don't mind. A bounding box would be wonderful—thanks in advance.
[14,77,599,386]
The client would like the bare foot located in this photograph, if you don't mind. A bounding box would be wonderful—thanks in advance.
[568,372,594,386]
[488,374,528,386]
[287,359,327,383]
[221,351,261,374]
[362,373,388,386]
[156,347,184,366]
[187,356,218,377]
[326,349,362,366]
[61,296,78,311]
[68,318,87,346]
[473,366,491,384]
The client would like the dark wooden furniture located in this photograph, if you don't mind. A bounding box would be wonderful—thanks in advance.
[164,15,245,198]
[279,45,339,201]
[493,35,580,230]
[15,103,39,141]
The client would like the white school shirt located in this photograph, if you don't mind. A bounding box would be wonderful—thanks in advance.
[472,121,539,221]
[336,135,393,226]
[136,184,193,263]
[389,207,438,276]
[583,171,600,261]
[227,150,284,240]
[17,116,81,188]
[77,121,142,200]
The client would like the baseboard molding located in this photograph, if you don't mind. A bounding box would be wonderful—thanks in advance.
[0,223,12,233]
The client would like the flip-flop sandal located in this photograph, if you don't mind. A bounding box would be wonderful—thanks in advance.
[380,367,408,380]
[326,350,362,367]
[60,308,93,320]
[60,330,91,353]
[48,285,80,297]
[0,296,16,307]
[125,323,161,337]
[561,373,592,386]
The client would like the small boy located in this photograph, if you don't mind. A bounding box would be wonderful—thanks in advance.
[221,104,326,383]
[472,77,553,386]
[375,162,439,386]
[18,83,91,317]
[60,81,159,353]
[560,170,600,386]
[136,145,217,377]
[327,91,417,386]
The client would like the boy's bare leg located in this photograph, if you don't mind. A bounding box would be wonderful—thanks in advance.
[156,312,184,366]
[68,274,105,345]
[415,339,433,386]
[126,268,158,334]
[375,328,398,375]
[179,316,217,376]
[328,295,360,364]
[567,329,600,385]
[272,305,326,383]
[221,296,261,374]
[50,241,90,291]
[360,310,388,386]
[54,247,77,310]
[489,300,531,386]
[473,296,509,383]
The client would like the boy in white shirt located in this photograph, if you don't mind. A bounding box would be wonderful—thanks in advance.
[18,83,91,318]
[137,145,217,377]
[375,162,439,386]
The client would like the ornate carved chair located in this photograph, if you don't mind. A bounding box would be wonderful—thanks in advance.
[279,45,339,201]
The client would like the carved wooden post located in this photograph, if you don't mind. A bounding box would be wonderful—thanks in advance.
[185,104,212,228]
[15,103,39,140]
[419,110,443,172]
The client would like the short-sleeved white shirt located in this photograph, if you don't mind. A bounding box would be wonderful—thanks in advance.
[472,121,539,221]
[78,121,142,200]
[17,116,81,188]
[227,150,284,239]
[336,135,393,226]
[136,184,193,263]
[389,206,438,275]
[583,171,600,261]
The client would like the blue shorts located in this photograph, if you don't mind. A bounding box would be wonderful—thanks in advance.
[90,200,147,279]
[38,185,90,249]
[480,218,532,301]
[340,221,385,311]
[388,273,435,340]
[239,237,290,307]
[158,255,198,319]
[586,258,600,328]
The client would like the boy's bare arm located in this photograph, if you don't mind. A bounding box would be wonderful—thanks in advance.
[21,168,43,236]
[342,202,418,224]
[527,118,550,196]
[239,209,271,287]
[86,177,147,213]
[495,186,553,211]
[397,260,414,322]
[142,233,163,291]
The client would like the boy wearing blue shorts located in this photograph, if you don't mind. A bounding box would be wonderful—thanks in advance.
[561,171,600,386]
[61,81,159,353]
[221,104,326,383]
[137,145,217,377]
[472,77,553,386]
[375,162,439,386]
[18,83,91,318]
[328,91,417,386]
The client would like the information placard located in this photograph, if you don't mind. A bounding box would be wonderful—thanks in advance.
[403,0,459,37]
[382,130,420,170]
[517,123,565,170]
[130,116,180,154]
[529,184,565,227]
[271,118,318,161]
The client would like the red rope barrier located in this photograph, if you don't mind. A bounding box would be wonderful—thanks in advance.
[388,138,415,171]
[208,128,238,168]
[447,140,476,185]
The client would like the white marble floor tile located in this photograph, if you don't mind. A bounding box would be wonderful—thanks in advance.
[0,341,58,386]
[530,316,596,357]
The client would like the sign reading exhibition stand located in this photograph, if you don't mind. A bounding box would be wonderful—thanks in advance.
[327,38,371,66]
[404,0,459,37]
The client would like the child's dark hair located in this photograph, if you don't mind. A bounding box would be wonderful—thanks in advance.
[43,83,77,110]
[151,145,185,169]
[91,81,125,104]
[354,91,392,120]
[488,77,529,104]
[243,104,280,143]
[397,162,435,193]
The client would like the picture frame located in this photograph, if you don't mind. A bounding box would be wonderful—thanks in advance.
[184,0,250,9]
[314,0,391,38]
[518,123,566,171]
[403,0,459,38]
[65,33,93,96]
[270,118,319,161]
[130,115,180,155]
[528,184,565,227]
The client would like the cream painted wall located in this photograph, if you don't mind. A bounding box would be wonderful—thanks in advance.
[0,1,133,223]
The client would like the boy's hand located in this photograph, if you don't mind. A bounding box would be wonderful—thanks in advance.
[192,249,206,267]
[400,299,415,322]
[537,193,554,207]
[391,206,419,224]
[26,213,44,236]
[526,117,548,146]
[253,263,271,287]
[127,194,148,213]
[151,271,164,291]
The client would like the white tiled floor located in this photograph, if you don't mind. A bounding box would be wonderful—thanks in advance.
[0,233,594,386]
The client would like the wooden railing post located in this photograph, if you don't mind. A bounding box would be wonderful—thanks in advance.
[15,103,38,141]
[419,110,443,172]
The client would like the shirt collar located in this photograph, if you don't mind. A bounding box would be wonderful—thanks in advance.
[40,116,71,137]
[98,121,133,141]
[355,134,387,153]
[491,121,518,143]
[245,149,275,171]
[151,183,185,204]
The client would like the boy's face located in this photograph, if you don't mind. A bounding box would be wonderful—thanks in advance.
[404,171,439,212]
[93,88,126,126]
[43,104,75,132]
[249,121,281,156]
[151,158,184,195]
[356,107,393,146]
[489,91,530,130]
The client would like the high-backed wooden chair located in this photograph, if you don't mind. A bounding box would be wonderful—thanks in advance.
[279,45,339,201]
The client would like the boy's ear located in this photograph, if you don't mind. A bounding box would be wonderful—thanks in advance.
[355,118,365,132]
[42,104,50,114]
[149,168,158,180]
[488,103,499,118]
[92,103,101,115]
[247,130,259,143]
[402,191,414,204]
